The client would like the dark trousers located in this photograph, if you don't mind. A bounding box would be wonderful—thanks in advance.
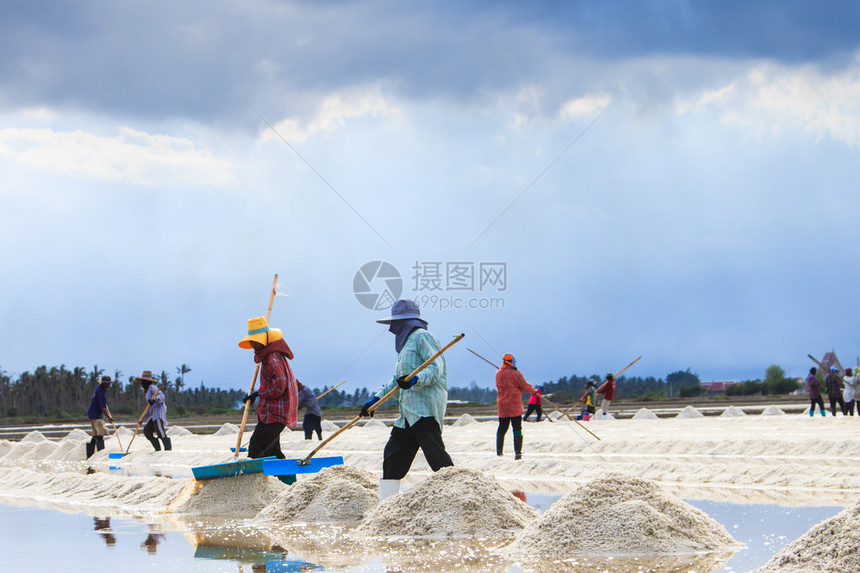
[303,414,322,440]
[523,403,542,421]
[382,417,453,480]
[845,400,856,416]
[248,421,286,459]
[143,419,167,440]
[810,396,825,414]
[497,416,522,438]
[829,394,845,417]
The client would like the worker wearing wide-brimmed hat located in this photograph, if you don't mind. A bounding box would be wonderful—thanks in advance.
[239,316,298,459]
[86,375,115,458]
[138,370,170,451]
[360,299,453,500]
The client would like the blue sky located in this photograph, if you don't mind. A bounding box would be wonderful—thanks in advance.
[2,1,860,395]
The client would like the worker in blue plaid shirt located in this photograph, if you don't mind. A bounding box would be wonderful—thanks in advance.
[360,299,454,500]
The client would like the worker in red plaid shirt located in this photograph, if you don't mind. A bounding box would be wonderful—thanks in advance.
[239,316,298,459]
[495,354,537,460]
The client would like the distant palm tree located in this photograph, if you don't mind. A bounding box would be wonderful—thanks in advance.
[175,364,191,392]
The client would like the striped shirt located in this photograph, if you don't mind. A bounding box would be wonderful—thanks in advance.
[374,329,447,430]
[257,351,298,429]
[142,385,167,424]
[496,367,535,417]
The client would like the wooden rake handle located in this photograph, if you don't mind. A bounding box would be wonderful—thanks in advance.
[299,333,465,465]
[235,273,279,458]
[316,380,346,400]
[541,393,601,441]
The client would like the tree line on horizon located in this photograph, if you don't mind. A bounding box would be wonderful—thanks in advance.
[0,363,802,422]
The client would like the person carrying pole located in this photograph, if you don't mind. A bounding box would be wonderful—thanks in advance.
[807,367,826,417]
[297,380,323,440]
[596,372,616,418]
[239,316,298,459]
[138,370,171,451]
[360,299,454,500]
[495,354,536,460]
[578,380,598,421]
[826,366,845,417]
[86,375,115,458]
[523,384,543,422]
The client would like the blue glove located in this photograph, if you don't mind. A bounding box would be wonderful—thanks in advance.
[360,396,380,417]
[148,399,155,406]
[243,391,259,404]
[397,375,417,390]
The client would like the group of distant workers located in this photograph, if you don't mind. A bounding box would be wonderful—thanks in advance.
[806,365,859,417]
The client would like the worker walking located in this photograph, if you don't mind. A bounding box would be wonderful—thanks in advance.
[495,354,537,460]
[807,367,826,417]
[138,370,170,451]
[523,387,543,422]
[86,375,115,458]
[360,299,453,501]
[239,316,299,459]
[297,380,323,440]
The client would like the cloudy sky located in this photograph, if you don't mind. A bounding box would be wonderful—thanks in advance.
[3,1,860,396]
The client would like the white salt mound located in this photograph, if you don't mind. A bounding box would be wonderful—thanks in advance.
[720,406,747,417]
[593,409,615,420]
[167,426,193,437]
[62,429,91,441]
[363,419,388,429]
[548,411,564,421]
[256,465,377,524]
[756,503,860,572]
[677,405,704,419]
[20,431,49,443]
[761,405,786,416]
[504,473,739,558]
[176,474,286,517]
[214,423,240,436]
[632,408,659,420]
[452,413,477,426]
[0,441,14,458]
[116,426,134,438]
[321,420,339,431]
[355,467,537,538]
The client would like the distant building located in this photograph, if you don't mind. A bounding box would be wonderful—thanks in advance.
[700,381,743,396]
[819,352,844,373]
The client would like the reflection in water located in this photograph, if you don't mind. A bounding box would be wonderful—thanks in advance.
[140,524,166,555]
[93,516,116,546]
[189,521,321,570]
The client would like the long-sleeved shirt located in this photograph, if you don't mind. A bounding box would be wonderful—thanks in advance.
[496,367,535,417]
[843,375,857,403]
[142,385,166,423]
[255,339,298,428]
[297,385,322,417]
[807,373,821,399]
[825,372,843,396]
[373,329,447,430]
[87,385,108,420]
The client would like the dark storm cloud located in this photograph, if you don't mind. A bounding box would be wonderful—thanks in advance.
[1,0,860,126]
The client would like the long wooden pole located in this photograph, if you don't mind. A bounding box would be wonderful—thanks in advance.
[466,347,554,423]
[297,333,465,465]
[235,274,279,459]
[564,356,643,416]
[540,393,601,441]
[125,387,162,454]
[316,380,347,400]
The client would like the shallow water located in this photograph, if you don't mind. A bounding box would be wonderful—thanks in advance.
[0,497,844,572]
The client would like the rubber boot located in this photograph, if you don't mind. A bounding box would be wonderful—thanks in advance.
[809,408,814,417]
[148,437,161,451]
[821,409,826,417]
[379,479,400,502]
[496,434,505,456]
[95,436,105,451]
[161,437,172,451]
[86,440,96,459]
[513,435,523,460]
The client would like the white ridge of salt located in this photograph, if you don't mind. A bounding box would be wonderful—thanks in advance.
[761,405,786,416]
[755,502,860,572]
[593,409,615,420]
[452,413,477,426]
[632,408,659,420]
[362,419,388,429]
[676,405,704,418]
[548,411,564,421]
[720,406,747,417]
[255,465,378,524]
[503,472,740,558]
[115,426,134,438]
[20,431,48,443]
[167,426,193,437]
[61,429,91,441]
[355,467,537,538]
[214,423,240,436]
[175,473,286,517]
[321,420,339,431]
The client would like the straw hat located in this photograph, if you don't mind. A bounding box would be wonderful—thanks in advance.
[238,316,283,349]
[99,375,112,384]
[137,370,157,383]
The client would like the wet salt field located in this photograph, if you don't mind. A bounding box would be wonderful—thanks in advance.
[0,497,842,572]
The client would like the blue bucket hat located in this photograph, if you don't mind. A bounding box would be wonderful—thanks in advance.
[376,299,422,324]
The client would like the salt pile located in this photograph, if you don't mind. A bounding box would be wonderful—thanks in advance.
[167,426,193,437]
[593,409,615,420]
[756,503,860,572]
[62,429,90,441]
[504,473,739,558]
[363,419,388,429]
[632,408,659,420]
[321,420,340,431]
[20,431,48,443]
[452,413,477,426]
[720,406,747,417]
[761,405,785,416]
[176,474,286,517]
[355,467,537,538]
[115,426,133,438]
[676,405,704,418]
[0,440,14,458]
[214,423,239,436]
[256,465,377,524]
[548,411,564,421]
